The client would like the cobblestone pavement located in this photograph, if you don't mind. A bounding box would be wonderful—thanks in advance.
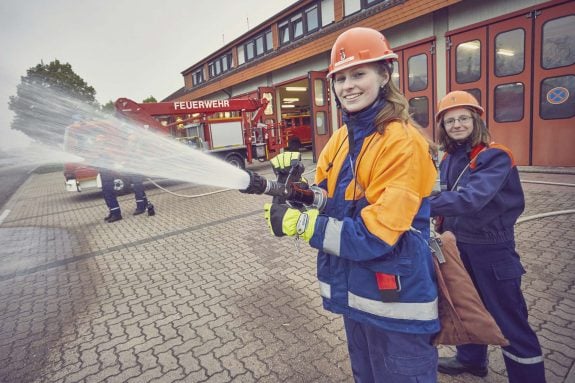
[0,159,573,383]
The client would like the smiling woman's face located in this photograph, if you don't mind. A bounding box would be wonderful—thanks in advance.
[442,107,474,142]
[333,63,388,113]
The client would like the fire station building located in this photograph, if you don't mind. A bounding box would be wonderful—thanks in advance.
[165,0,575,167]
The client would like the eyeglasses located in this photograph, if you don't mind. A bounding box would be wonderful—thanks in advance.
[443,115,473,127]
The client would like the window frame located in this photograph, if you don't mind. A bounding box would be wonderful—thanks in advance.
[278,3,322,47]
[208,52,233,79]
[237,28,274,65]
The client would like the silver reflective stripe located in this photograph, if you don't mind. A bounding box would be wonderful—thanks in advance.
[323,217,343,256]
[319,281,438,321]
[501,349,544,365]
[349,292,438,321]
[110,207,120,211]
[319,281,331,299]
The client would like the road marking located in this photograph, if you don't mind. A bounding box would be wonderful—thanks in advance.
[0,209,10,225]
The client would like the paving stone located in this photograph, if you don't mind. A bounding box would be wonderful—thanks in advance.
[0,166,573,382]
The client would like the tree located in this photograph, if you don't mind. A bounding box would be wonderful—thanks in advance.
[101,100,116,114]
[8,59,98,145]
[143,96,157,103]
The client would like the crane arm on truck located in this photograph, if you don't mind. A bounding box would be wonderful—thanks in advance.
[114,97,282,166]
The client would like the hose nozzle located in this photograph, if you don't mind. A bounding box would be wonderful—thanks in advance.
[240,170,327,211]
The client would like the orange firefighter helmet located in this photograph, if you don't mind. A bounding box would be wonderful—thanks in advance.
[327,27,397,78]
[436,90,484,123]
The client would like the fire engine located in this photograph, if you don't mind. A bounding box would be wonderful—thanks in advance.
[63,97,288,193]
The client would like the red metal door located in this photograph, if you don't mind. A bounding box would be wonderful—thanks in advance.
[487,15,532,165]
[532,1,575,166]
[400,39,436,140]
[308,71,331,162]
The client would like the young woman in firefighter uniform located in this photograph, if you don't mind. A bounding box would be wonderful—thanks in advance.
[430,90,546,382]
[265,27,440,382]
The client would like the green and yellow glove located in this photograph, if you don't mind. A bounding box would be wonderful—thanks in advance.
[264,203,319,242]
[270,151,301,173]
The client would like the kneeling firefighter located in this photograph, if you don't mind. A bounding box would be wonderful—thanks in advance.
[242,27,440,382]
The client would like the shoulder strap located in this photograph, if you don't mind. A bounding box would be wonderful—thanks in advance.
[452,146,487,190]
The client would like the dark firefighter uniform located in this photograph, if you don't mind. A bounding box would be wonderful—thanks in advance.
[430,143,545,383]
[100,169,122,222]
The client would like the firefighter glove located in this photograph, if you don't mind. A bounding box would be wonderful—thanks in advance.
[264,203,318,242]
[271,151,301,172]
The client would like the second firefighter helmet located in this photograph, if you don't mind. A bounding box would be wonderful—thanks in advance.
[436,90,484,123]
[327,27,398,78]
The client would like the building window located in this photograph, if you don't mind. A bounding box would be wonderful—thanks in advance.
[279,3,322,46]
[344,0,361,16]
[495,29,525,77]
[391,61,400,90]
[408,54,428,92]
[409,97,429,128]
[344,0,387,16]
[292,14,304,39]
[306,5,319,33]
[238,29,273,65]
[540,75,575,120]
[465,88,482,106]
[265,30,273,51]
[279,21,290,45]
[208,52,232,79]
[542,15,575,69]
[321,0,334,26]
[192,68,204,86]
[494,82,524,122]
[237,46,245,66]
[456,40,481,84]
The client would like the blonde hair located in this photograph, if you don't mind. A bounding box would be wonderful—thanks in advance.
[373,62,437,154]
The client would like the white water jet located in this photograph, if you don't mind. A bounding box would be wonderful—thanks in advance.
[1,83,251,190]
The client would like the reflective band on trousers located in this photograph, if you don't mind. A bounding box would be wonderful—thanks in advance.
[323,217,344,256]
[502,349,544,365]
[319,281,438,321]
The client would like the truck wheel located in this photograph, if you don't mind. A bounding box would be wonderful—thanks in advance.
[113,176,131,195]
[224,153,245,169]
[288,138,302,151]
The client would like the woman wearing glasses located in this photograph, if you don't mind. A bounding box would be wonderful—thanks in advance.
[430,90,545,383]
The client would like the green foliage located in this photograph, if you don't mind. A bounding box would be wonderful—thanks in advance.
[101,100,116,114]
[143,96,157,103]
[8,59,98,144]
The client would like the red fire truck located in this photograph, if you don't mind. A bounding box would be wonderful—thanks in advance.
[64,97,287,193]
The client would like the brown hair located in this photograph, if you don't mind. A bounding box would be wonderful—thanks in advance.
[437,109,491,153]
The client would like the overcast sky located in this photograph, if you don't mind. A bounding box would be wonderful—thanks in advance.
[0,0,298,149]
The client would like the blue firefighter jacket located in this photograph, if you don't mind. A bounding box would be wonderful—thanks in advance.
[429,143,524,244]
[308,101,440,335]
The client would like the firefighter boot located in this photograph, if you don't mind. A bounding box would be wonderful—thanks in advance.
[147,203,156,216]
[106,213,122,223]
[105,209,122,222]
[133,199,148,215]
[438,357,488,377]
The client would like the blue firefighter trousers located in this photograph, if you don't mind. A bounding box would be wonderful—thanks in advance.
[455,241,546,383]
[130,174,147,209]
[100,170,120,216]
[343,317,438,383]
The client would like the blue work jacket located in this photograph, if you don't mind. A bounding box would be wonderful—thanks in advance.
[309,102,440,335]
[430,143,524,244]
